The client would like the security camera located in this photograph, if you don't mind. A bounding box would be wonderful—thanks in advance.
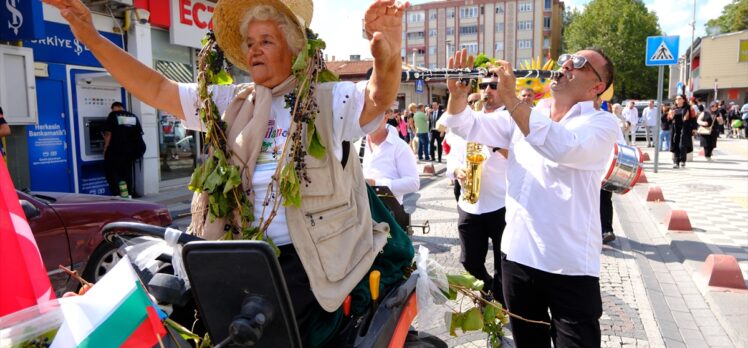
[85,79,92,84]
[134,8,150,25]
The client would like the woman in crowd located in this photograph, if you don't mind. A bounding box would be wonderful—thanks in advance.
[659,103,672,151]
[697,102,721,160]
[611,103,628,142]
[668,94,697,168]
[45,0,406,344]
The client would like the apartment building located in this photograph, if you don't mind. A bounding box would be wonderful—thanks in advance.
[402,0,564,69]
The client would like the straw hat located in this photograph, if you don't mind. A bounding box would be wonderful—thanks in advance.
[213,0,313,72]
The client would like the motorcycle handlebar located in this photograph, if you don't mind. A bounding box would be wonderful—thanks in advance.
[102,221,202,244]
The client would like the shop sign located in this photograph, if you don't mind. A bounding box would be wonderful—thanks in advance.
[0,0,45,41]
[24,22,123,67]
[170,0,215,49]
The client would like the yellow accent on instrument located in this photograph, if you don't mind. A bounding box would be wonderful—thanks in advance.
[463,142,486,204]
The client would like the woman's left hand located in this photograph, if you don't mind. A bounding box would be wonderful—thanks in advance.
[364,0,409,60]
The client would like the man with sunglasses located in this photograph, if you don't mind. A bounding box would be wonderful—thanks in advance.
[440,48,618,348]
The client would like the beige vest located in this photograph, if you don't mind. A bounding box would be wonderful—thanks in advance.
[191,82,389,312]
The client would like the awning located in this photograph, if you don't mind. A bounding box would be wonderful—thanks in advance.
[155,60,193,83]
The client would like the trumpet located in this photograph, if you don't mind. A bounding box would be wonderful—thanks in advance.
[401,68,561,82]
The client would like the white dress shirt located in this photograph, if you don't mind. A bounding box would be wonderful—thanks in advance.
[642,106,657,127]
[445,112,508,215]
[622,107,639,133]
[362,125,420,204]
[178,81,381,246]
[441,101,619,277]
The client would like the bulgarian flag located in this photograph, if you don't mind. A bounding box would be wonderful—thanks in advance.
[51,256,166,347]
[0,158,55,317]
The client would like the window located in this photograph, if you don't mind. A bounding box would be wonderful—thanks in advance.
[518,21,532,31]
[495,23,504,32]
[429,46,437,55]
[495,4,504,13]
[461,42,478,54]
[447,8,455,19]
[459,25,478,35]
[406,31,425,40]
[544,16,551,29]
[460,6,478,19]
[429,9,437,20]
[429,63,438,69]
[543,38,550,48]
[408,11,424,23]
[495,42,504,51]
[429,29,437,37]
[0,45,37,125]
[519,2,532,12]
[545,0,552,10]
[446,27,454,36]
[517,39,532,49]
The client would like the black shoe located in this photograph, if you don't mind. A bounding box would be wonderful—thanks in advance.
[602,231,616,244]
[680,162,686,167]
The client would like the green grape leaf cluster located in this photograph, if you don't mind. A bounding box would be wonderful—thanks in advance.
[445,273,509,347]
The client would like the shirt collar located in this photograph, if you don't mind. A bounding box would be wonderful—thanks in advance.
[383,125,401,144]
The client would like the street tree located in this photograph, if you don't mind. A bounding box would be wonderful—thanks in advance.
[564,0,662,100]
[706,0,748,34]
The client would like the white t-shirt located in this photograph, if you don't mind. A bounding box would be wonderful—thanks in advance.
[178,81,380,245]
[361,125,420,204]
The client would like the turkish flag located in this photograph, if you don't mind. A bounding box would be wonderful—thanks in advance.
[0,160,55,317]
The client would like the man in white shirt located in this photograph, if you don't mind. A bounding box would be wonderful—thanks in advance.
[642,100,658,147]
[446,79,509,305]
[441,48,618,347]
[622,101,639,145]
[362,117,420,205]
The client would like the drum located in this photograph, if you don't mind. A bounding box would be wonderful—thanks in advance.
[602,143,643,194]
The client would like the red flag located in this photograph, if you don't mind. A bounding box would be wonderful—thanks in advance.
[0,160,55,317]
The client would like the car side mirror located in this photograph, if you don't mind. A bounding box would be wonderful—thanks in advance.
[20,200,40,220]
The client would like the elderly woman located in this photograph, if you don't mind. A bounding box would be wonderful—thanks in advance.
[45,0,407,342]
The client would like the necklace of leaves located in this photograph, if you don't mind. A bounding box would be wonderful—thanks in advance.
[189,29,338,254]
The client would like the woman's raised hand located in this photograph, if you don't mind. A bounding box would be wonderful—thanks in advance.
[43,0,99,44]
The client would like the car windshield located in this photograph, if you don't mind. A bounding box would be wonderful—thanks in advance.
[30,193,57,204]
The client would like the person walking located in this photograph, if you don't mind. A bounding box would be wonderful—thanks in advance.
[103,102,145,197]
[428,101,444,162]
[697,102,720,160]
[659,104,672,151]
[413,104,430,161]
[642,100,657,147]
[622,101,639,145]
[668,95,697,168]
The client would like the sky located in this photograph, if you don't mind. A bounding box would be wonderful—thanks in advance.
[309,0,731,60]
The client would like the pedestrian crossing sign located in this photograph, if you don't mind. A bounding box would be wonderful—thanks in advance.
[646,36,679,66]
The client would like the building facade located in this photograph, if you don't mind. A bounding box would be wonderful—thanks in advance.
[0,0,232,196]
[401,0,564,69]
[673,30,748,104]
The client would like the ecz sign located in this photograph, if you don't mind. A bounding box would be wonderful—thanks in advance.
[170,0,215,49]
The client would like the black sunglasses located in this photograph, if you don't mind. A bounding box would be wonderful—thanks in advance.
[479,82,498,90]
[558,54,603,83]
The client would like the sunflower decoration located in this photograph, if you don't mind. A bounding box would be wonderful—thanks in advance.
[516,57,555,104]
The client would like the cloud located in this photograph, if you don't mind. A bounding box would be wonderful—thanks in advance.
[311,1,372,60]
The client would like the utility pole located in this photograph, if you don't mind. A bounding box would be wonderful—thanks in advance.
[687,0,696,96]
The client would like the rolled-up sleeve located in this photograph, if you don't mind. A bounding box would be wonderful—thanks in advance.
[527,110,620,170]
[440,106,512,149]
[177,83,237,132]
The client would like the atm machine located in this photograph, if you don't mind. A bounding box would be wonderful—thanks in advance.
[70,69,125,195]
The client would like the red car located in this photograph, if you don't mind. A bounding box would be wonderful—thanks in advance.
[17,190,172,296]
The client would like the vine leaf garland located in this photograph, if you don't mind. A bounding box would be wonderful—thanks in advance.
[189,29,339,247]
[444,273,509,348]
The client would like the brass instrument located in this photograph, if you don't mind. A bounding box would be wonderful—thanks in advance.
[401,68,561,82]
[462,142,486,204]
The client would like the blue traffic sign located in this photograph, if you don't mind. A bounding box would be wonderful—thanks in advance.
[646,36,679,66]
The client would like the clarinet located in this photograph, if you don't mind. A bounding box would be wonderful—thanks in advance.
[401,68,561,82]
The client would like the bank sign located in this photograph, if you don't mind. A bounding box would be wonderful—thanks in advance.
[170,0,215,49]
[24,21,123,67]
[0,0,45,40]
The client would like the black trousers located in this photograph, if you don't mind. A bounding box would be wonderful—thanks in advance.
[278,244,320,345]
[600,189,613,234]
[457,206,506,304]
[104,157,134,196]
[501,255,602,348]
[429,129,443,162]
